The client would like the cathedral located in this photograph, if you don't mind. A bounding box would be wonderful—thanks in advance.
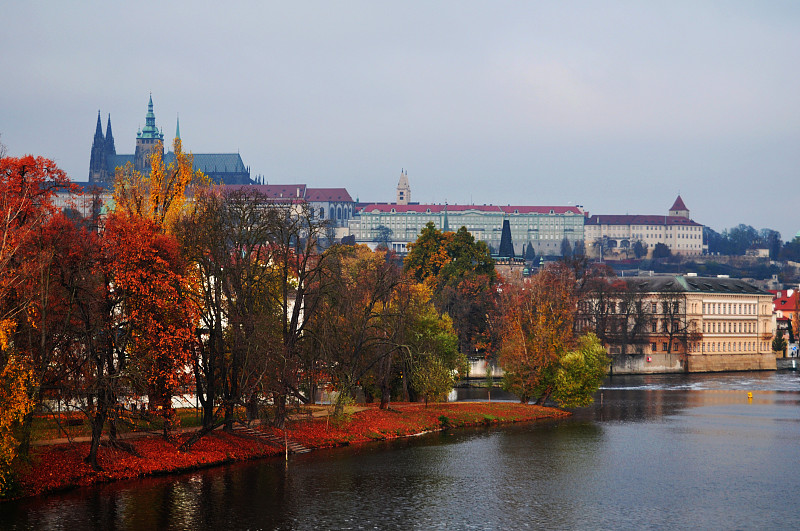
[89,95,252,185]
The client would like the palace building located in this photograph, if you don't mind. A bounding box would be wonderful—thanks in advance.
[584,196,706,258]
[348,171,585,255]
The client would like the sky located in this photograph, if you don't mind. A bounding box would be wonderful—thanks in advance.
[2,1,799,239]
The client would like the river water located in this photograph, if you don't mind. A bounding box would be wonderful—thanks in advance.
[3,371,800,530]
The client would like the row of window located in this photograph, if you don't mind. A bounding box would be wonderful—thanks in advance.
[703,302,756,315]
[703,321,757,334]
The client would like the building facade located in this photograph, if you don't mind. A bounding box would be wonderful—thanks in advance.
[89,96,252,186]
[349,203,586,255]
[584,196,705,258]
[577,274,775,374]
[224,184,355,228]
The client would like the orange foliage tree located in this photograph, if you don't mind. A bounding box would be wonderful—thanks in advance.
[103,213,198,437]
[0,155,73,465]
[498,263,577,404]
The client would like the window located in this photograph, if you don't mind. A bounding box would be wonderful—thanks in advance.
[651,342,657,352]
[662,342,668,352]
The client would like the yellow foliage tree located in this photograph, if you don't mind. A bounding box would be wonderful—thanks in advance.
[0,348,34,497]
[113,138,207,231]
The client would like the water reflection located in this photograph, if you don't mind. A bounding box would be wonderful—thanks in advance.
[3,371,800,530]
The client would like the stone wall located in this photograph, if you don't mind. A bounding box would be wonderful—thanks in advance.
[686,353,776,372]
[610,353,685,375]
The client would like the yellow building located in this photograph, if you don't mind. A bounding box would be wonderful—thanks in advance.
[577,274,775,374]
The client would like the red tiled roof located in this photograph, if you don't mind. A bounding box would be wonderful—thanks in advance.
[585,214,701,226]
[670,195,688,211]
[357,204,584,215]
[305,188,353,202]
[770,290,799,311]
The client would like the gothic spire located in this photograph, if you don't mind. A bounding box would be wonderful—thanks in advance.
[105,114,115,155]
[93,110,104,142]
[175,114,181,140]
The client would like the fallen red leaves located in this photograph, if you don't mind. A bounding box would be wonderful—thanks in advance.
[13,402,567,499]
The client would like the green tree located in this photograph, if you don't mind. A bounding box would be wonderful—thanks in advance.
[404,224,497,358]
[547,333,609,408]
[652,242,671,259]
[632,240,647,259]
[772,335,787,356]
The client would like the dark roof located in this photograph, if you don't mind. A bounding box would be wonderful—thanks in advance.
[357,204,584,215]
[106,153,248,178]
[586,214,701,227]
[670,195,688,211]
[626,275,771,295]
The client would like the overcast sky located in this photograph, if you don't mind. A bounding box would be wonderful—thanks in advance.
[2,1,799,239]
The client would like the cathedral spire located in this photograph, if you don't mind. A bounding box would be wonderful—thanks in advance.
[175,114,181,140]
[94,110,104,141]
[105,114,115,155]
[140,94,162,140]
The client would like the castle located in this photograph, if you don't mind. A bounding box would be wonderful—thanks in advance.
[89,95,252,185]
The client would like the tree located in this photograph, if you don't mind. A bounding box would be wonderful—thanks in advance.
[498,264,576,404]
[760,229,782,260]
[0,353,34,496]
[0,156,73,460]
[104,213,198,437]
[656,286,700,355]
[548,333,609,408]
[176,188,290,443]
[772,335,787,356]
[113,138,205,232]
[632,240,647,259]
[560,237,573,259]
[374,225,393,250]
[404,224,497,358]
[652,242,671,259]
[403,285,465,406]
[308,244,403,416]
[524,242,536,262]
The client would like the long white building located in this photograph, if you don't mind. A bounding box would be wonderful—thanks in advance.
[349,203,586,255]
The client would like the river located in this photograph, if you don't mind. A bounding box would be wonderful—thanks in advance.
[2,371,800,530]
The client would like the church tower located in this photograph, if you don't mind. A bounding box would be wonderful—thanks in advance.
[88,111,106,183]
[669,195,690,218]
[396,169,410,205]
[134,94,164,172]
[105,114,116,159]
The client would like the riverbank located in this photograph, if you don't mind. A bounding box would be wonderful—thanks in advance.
[9,401,568,500]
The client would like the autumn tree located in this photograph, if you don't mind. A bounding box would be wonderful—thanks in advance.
[176,188,286,442]
[404,286,465,406]
[499,264,609,406]
[307,244,403,415]
[405,223,497,358]
[498,264,576,404]
[104,214,198,437]
[113,138,206,231]
[0,156,73,461]
[178,191,328,435]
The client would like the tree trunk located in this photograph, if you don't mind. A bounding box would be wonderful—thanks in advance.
[379,384,391,410]
[273,393,287,429]
[85,409,107,471]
